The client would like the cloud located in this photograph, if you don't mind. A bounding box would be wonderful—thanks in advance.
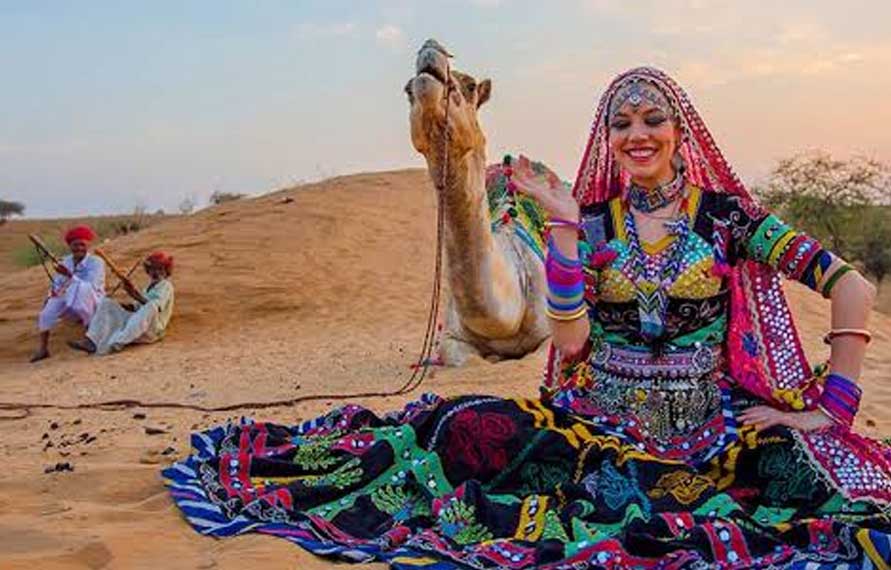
[294,21,357,39]
[469,0,505,5]
[375,25,404,49]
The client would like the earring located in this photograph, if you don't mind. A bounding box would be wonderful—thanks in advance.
[671,151,686,174]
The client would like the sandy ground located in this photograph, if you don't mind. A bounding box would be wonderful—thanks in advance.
[1,169,889,569]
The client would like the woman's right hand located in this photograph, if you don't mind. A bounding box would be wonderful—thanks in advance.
[510,155,579,222]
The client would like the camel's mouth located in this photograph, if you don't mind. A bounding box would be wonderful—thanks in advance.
[418,63,447,85]
[414,39,451,89]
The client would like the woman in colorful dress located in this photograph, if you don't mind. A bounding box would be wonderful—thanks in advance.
[165,68,891,569]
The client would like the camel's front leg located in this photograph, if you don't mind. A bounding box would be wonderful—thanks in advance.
[439,332,484,366]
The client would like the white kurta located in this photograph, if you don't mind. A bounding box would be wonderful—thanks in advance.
[37,253,106,331]
[87,279,175,355]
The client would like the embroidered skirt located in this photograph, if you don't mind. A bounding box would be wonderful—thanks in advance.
[164,394,891,569]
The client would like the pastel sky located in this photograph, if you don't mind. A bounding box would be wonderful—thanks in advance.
[3,0,891,217]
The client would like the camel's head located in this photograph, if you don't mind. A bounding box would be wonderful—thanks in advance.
[406,39,492,163]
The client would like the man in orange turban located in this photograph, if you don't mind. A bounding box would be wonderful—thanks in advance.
[70,250,175,355]
[31,225,106,362]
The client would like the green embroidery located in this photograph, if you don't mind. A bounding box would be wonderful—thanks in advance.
[815,493,874,517]
[587,503,649,537]
[566,519,609,557]
[292,431,343,470]
[670,315,727,347]
[437,499,494,545]
[307,425,453,521]
[541,508,570,542]
[370,484,431,522]
[753,504,797,525]
[487,493,522,506]
[516,459,573,496]
[300,457,363,489]
[746,214,793,264]
[757,445,816,505]
[693,492,742,519]
[484,431,546,492]
[487,159,550,261]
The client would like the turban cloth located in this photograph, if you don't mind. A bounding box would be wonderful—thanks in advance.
[64,225,97,244]
[145,251,174,274]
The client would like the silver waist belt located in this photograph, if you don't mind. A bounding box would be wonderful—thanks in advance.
[590,342,722,379]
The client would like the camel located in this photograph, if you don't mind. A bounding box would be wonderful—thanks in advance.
[405,39,552,365]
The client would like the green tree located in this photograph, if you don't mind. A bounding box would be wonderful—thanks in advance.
[854,208,891,293]
[755,151,891,258]
[0,199,25,224]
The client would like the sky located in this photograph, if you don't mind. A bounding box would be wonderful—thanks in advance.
[2,0,891,217]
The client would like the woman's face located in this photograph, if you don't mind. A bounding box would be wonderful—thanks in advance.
[608,101,680,189]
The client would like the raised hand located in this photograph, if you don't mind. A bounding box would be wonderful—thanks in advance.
[54,264,71,277]
[510,155,579,222]
[737,405,835,432]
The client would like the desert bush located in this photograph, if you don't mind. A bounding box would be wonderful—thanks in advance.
[12,236,66,268]
[209,191,246,205]
[178,197,195,215]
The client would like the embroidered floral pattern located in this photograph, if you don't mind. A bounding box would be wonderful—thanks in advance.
[648,470,715,505]
[444,410,517,475]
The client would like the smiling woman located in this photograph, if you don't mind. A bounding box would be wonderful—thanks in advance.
[164,65,891,570]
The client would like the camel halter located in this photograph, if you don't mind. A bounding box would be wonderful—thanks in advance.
[0,57,455,421]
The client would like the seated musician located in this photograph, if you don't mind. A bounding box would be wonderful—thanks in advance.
[69,251,175,355]
[31,225,106,362]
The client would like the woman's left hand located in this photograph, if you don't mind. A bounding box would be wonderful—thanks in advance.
[737,405,835,432]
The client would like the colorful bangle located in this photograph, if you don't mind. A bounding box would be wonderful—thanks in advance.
[546,217,580,230]
[546,221,580,232]
[818,372,862,427]
[546,236,581,266]
[822,328,872,345]
[546,234,585,318]
[820,264,855,298]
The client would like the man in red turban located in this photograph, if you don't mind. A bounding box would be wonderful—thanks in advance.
[70,250,175,355]
[31,224,106,362]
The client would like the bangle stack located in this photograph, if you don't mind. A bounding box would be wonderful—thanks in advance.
[818,372,862,428]
[546,236,586,322]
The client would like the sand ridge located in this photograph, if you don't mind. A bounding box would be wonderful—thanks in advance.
[0,169,889,569]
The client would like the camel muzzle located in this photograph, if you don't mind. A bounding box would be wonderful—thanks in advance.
[415,39,451,85]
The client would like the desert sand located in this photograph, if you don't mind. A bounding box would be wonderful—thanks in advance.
[1,169,889,569]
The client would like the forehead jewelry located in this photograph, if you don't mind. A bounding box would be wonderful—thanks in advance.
[609,77,675,119]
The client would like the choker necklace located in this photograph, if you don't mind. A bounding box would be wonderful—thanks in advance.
[627,172,685,213]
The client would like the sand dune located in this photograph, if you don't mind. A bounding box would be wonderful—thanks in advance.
[1,169,889,569]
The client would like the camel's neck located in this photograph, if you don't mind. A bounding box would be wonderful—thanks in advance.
[432,147,523,338]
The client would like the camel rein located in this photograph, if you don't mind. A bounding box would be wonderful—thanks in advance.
[0,73,454,422]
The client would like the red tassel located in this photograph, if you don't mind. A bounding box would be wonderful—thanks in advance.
[590,249,618,269]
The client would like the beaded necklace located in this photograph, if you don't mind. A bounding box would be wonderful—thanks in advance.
[623,188,691,343]
[627,170,685,213]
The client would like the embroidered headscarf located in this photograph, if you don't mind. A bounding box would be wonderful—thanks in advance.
[548,66,816,410]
